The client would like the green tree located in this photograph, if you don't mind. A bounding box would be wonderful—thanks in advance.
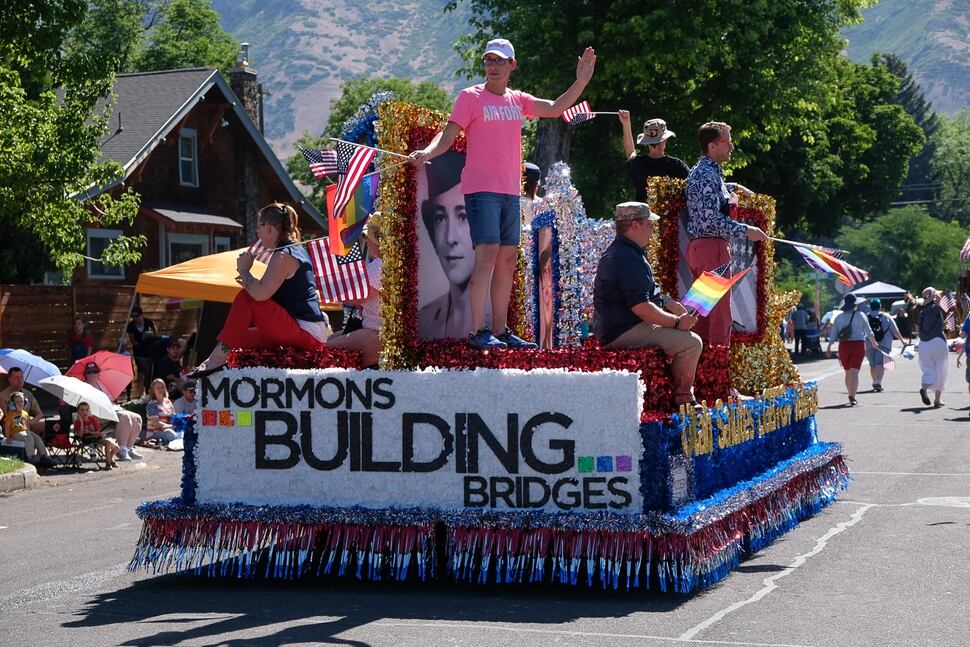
[64,0,154,74]
[835,205,965,291]
[930,109,970,225]
[878,53,940,205]
[130,0,238,75]
[0,0,142,281]
[286,77,452,204]
[742,56,924,234]
[773,256,839,312]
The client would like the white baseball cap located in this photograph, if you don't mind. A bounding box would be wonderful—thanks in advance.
[482,38,515,60]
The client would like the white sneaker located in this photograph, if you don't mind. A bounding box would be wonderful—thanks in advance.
[128,448,144,460]
[117,448,131,461]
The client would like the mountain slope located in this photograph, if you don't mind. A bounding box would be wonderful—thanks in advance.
[213,0,472,154]
[843,0,970,113]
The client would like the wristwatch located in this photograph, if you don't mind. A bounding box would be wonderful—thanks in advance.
[673,314,682,330]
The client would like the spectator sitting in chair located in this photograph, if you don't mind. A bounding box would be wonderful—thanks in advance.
[0,366,47,436]
[172,381,197,415]
[145,378,179,445]
[4,391,54,469]
[82,362,145,462]
[154,337,185,391]
[73,401,119,469]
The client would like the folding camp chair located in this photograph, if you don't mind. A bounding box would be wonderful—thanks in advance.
[44,424,79,469]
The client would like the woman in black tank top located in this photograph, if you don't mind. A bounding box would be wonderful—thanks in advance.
[189,203,328,378]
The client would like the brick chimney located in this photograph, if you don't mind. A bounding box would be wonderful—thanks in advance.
[229,43,262,240]
[229,43,259,127]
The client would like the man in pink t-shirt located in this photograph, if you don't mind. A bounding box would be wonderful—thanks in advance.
[411,38,596,349]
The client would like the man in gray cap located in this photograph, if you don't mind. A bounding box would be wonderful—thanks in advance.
[593,202,703,406]
[618,112,690,202]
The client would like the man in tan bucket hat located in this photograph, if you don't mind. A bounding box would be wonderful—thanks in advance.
[618,113,690,202]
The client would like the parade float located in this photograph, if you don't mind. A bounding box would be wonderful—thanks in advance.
[129,98,847,593]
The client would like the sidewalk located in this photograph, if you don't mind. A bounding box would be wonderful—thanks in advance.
[0,462,39,493]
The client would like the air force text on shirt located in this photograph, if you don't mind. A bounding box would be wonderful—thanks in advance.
[482,105,524,122]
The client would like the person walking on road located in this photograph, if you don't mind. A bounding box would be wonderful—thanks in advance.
[826,294,877,406]
[917,287,949,408]
[865,298,906,392]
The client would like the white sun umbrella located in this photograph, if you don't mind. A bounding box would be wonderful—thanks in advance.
[0,348,61,386]
[38,375,119,422]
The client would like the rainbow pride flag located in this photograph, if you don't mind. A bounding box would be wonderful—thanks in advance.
[326,173,379,255]
[681,267,750,317]
[792,244,869,286]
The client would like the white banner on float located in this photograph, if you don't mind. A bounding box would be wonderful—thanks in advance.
[194,367,644,514]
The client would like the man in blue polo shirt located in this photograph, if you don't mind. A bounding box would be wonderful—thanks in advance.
[593,202,703,406]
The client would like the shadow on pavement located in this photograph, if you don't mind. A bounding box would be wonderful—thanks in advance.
[66,570,687,646]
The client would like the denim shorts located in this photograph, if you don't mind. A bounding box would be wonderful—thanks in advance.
[465,192,520,246]
[866,346,886,367]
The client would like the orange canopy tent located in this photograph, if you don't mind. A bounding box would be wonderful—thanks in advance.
[135,248,266,303]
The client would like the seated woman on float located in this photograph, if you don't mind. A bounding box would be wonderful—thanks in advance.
[327,211,384,367]
[190,202,330,378]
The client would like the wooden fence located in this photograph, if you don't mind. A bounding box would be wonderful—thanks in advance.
[0,284,199,371]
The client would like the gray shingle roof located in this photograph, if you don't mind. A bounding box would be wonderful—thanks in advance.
[99,68,217,168]
[90,67,324,227]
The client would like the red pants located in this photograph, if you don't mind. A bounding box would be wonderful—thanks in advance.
[686,237,732,347]
[218,291,324,351]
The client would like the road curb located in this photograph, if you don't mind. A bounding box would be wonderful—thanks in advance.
[0,462,39,493]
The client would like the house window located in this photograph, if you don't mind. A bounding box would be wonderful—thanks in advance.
[86,229,125,279]
[213,235,231,253]
[168,233,209,266]
[179,128,199,187]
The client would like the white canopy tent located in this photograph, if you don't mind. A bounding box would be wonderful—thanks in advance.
[848,281,908,300]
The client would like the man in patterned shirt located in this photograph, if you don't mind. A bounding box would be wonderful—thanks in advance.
[685,122,767,347]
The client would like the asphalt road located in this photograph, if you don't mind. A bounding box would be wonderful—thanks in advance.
[2,350,969,647]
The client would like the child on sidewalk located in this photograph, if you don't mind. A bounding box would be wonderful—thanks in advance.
[74,402,119,469]
[4,392,54,468]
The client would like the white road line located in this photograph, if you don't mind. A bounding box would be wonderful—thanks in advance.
[372,621,827,647]
[851,471,970,477]
[678,503,874,642]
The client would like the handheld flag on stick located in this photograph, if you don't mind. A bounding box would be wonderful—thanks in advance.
[792,244,870,286]
[247,239,274,264]
[960,234,970,262]
[681,267,751,317]
[882,351,896,371]
[941,294,956,332]
[562,100,595,126]
[307,238,370,303]
[301,147,339,178]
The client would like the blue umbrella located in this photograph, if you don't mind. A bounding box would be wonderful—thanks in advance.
[0,348,61,386]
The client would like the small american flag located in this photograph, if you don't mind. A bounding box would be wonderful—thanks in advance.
[562,100,594,126]
[960,234,970,262]
[883,352,896,371]
[301,147,339,178]
[711,260,732,277]
[941,292,957,331]
[307,238,370,303]
[247,239,274,264]
[332,142,377,224]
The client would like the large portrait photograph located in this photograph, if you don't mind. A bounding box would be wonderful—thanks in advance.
[415,151,475,340]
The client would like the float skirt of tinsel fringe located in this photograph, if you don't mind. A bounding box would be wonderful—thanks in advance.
[130,443,846,593]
